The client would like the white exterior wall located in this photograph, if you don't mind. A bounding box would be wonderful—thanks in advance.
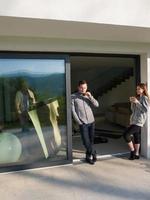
[0,1,150,158]
[140,54,150,158]
[0,36,149,158]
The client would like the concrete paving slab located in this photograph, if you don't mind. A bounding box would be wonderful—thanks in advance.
[0,157,150,200]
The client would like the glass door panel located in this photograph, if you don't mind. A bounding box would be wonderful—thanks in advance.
[0,57,68,172]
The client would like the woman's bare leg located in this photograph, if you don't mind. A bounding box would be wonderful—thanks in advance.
[134,144,140,155]
[128,141,135,151]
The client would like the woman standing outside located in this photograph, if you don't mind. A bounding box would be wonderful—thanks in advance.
[124,83,149,160]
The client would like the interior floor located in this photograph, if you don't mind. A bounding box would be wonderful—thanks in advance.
[73,136,128,159]
[73,117,128,159]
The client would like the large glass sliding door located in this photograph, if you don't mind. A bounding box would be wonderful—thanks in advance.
[0,54,70,172]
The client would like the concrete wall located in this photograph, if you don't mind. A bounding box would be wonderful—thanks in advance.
[0,36,150,54]
[140,54,150,158]
[0,0,150,27]
[0,36,149,159]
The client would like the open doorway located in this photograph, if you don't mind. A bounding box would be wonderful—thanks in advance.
[71,54,139,160]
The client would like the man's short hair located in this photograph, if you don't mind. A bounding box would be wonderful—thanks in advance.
[78,80,87,86]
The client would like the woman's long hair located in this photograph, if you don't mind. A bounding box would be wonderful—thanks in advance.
[137,83,150,100]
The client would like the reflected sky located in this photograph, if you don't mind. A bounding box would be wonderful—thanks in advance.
[0,59,65,76]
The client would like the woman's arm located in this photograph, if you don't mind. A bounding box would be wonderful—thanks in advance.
[130,102,135,111]
[135,96,149,113]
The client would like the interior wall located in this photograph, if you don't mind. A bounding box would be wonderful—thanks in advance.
[97,76,135,114]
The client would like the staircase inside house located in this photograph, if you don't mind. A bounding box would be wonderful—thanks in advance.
[90,66,134,139]
[93,67,134,98]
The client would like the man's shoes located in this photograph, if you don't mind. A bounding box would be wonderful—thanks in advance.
[92,151,97,162]
[86,156,95,165]
[129,151,135,160]
[86,157,95,165]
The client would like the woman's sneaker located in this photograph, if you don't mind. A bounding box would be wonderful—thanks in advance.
[135,155,140,159]
[129,151,135,160]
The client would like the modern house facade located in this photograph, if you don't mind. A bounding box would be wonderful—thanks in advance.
[0,0,150,172]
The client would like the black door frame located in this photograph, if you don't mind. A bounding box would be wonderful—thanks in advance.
[69,52,141,159]
[0,51,140,172]
[0,52,72,172]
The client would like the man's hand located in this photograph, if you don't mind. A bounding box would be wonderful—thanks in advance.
[85,92,92,98]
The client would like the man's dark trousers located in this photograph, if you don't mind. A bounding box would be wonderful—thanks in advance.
[79,122,95,158]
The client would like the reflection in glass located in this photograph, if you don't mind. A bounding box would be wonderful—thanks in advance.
[0,132,22,163]
[0,58,67,171]
[15,79,36,132]
[47,99,61,147]
[28,109,49,159]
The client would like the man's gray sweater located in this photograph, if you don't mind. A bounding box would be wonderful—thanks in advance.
[130,95,149,127]
[71,92,99,125]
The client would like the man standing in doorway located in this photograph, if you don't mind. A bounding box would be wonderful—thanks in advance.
[71,80,99,164]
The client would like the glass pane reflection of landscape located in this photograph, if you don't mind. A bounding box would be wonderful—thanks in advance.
[0,59,67,170]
